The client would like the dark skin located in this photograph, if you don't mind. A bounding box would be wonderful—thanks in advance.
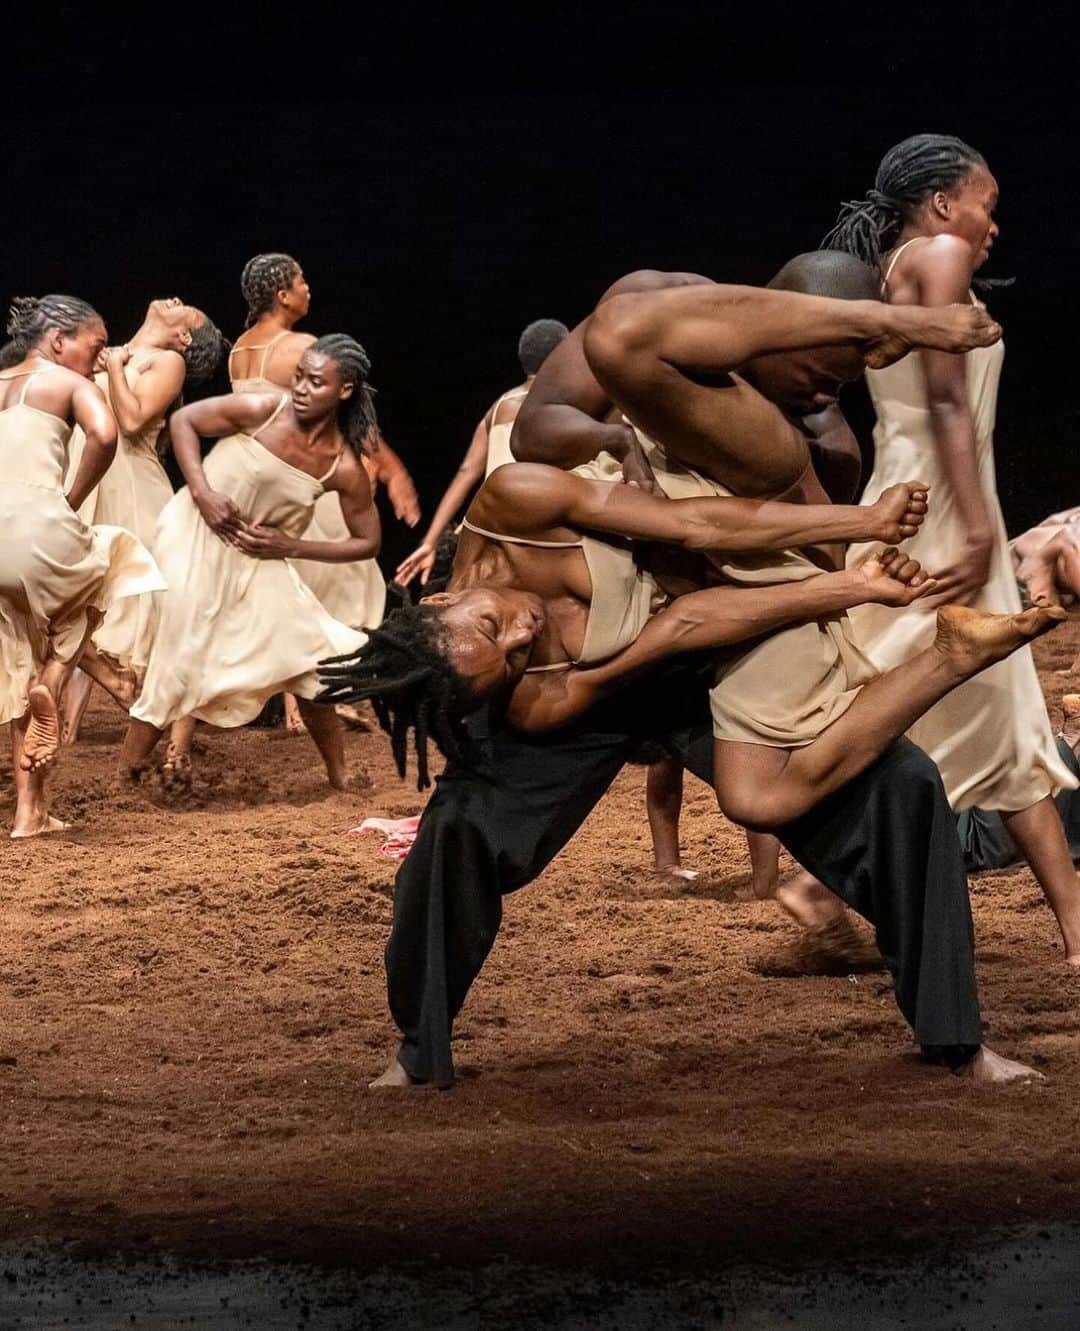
[880,161,1001,604]
[169,349,380,563]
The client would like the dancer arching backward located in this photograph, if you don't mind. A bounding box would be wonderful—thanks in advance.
[820,132,1080,964]
[0,296,164,838]
[119,335,380,790]
[324,258,1052,1090]
[62,297,228,742]
[396,319,569,588]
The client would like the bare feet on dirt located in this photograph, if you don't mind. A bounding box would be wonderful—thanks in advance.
[369,1056,426,1089]
[957,1046,1044,1087]
[20,685,61,772]
[10,813,72,840]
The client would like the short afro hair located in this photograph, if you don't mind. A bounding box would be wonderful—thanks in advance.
[517,318,569,376]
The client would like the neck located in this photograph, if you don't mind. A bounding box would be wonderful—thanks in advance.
[128,312,171,351]
[253,306,299,337]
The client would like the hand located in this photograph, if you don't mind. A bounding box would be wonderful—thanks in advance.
[386,470,421,527]
[195,490,244,545]
[232,522,298,560]
[620,436,661,495]
[851,547,938,607]
[96,344,131,375]
[863,304,1002,371]
[927,532,994,605]
[396,539,437,587]
[870,481,930,542]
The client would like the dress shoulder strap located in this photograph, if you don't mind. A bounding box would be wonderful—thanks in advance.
[460,516,583,549]
[250,392,291,438]
[318,447,345,485]
[258,330,289,380]
[524,660,575,675]
[881,236,925,290]
[228,330,289,378]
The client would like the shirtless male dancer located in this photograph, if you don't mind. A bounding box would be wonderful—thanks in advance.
[329,255,1049,1091]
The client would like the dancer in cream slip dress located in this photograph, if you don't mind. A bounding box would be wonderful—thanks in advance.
[229,332,386,632]
[0,339,163,836]
[821,132,1080,962]
[121,334,380,791]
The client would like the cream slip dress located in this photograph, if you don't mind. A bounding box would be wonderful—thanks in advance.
[0,367,164,725]
[573,432,878,746]
[65,351,174,672]
[229,335,386,631]
[483,384,530,477]
[129,395,366,730]
[847,238,1074,810]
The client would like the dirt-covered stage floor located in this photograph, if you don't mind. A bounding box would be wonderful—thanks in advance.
[3,621,1080,1277]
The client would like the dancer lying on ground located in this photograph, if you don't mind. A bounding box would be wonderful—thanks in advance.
[118,335,380,791]
[0,295,163,837]
[62,296,228,742]
[321,256,1058,1090]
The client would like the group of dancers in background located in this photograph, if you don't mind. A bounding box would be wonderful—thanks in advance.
[3,133,1080,1091]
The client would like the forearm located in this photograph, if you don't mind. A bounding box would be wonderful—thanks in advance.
[105,360,144,434]
[927,402,993,537]
[422,473,480,546]
[682,495,882,552]
[289,536,379,563]
[511,403,635,469]
[372,438,408,484]
[170,419,214,498]
[66,438,116,511]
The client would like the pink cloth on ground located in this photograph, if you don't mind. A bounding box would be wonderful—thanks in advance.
[346,814,421,860]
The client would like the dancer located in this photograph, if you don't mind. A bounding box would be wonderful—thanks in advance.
[231,252,405,729]
[119,335,379,790]
[395,319,569,588]
[1010,509,1080,608]
[62,297,227,741]
[822,132,1080,963]
[322,261,1048,1088]
[0,295,163,837]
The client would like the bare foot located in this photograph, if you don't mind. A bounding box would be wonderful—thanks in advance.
[1060,695,1080,753]
[335,701,373,731]
[753,915,885,977]
[775,871,847,928]
[369,1056,427,1089]
[934,604,1066,678]
[161,748,192,791]
[20,685,61,772]
[10,814,72,840]
[652,864,699,883]
[284,694,306,735]
[957,1046,1044,1086]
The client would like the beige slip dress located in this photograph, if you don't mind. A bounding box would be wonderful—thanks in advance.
[483,384,530,477]
[0,367,164,724]
[847,238,1074,810]
[129,395,366,729]
[229,334,386,630]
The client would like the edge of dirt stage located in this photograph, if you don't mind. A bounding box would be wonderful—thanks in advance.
[3,621,1080,1291]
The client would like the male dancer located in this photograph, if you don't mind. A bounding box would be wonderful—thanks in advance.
[370,256,1038,1091]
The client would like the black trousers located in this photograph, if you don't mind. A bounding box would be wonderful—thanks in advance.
[386,665,982,1085]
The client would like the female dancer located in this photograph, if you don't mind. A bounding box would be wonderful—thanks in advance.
[0,296,163,836]
[822,132,1080,962]
[62,297,227,741]
[119,335,380,789]
[395,319,569,588]
[230,252,409,728]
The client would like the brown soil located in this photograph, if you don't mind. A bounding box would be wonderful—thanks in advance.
[3,623,1080,1273]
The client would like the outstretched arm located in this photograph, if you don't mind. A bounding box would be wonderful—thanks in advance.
[507,550,934,733]
[366,429,420,528]
[472,463,928,555]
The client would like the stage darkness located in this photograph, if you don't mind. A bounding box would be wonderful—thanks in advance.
[8,86,1076,569]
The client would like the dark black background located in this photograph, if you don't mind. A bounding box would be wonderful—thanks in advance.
[6,8,1076,570]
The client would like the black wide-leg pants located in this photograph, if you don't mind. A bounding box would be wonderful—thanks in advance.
[386,668,982,1085]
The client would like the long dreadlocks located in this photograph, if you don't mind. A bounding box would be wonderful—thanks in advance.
[309,333,380,457]
[318,593,475,790]
[820,133,986,268]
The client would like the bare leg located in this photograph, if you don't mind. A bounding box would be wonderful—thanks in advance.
[295,698,347,789]
[283,692,307,735]
[741,830,781,900]
[163,716,197,790]
[646,755,696,879]
[1000,798,1080,964]
[118,717,165,781]
[9,713,69,838]
[61,669,95,745]
[714,605,1065,831]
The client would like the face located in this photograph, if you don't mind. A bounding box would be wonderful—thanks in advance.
[52,319,108,377]
[745,343,865,418]
[292,349,352,422]
[421,587,547,699]
[280,268,311,318]
[150,297,207,353]
[936,162,999,270]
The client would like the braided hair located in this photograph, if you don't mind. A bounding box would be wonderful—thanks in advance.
[240,252,301,328]
[1,294,101,369]
[182,315,229,386]
[821,134,987,268]
[308,333,380,456]
[318,594,475,790]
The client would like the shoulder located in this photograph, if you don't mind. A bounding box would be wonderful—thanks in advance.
[599,270,713,302]
[895,234,973,297]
